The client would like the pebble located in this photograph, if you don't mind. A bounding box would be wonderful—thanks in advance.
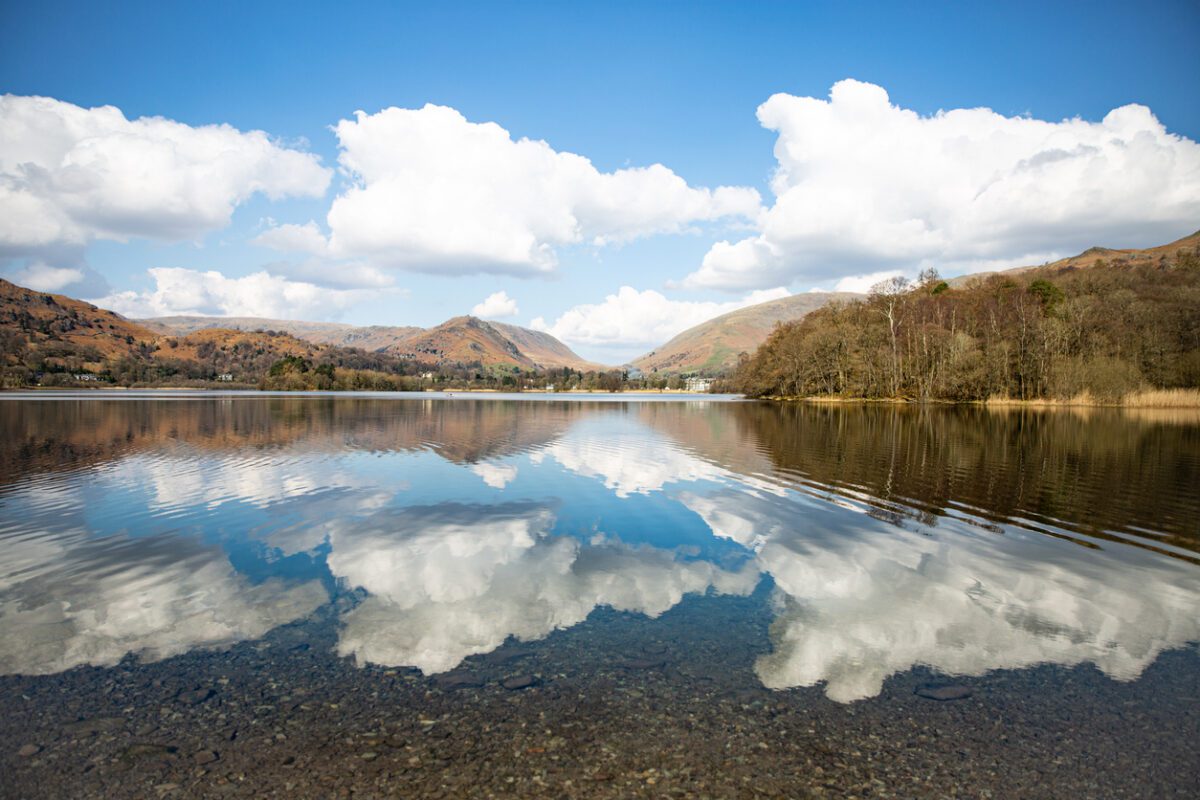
[120,743,177,761]
[916,684,973,701]
[17,744,41,757]
[63,716,125,735]
[501,674,539,690]
[435,672,484,690]
[619,657,666,670]
[178,688,215,706]
[193,750,219,765]
[487,649,535,665]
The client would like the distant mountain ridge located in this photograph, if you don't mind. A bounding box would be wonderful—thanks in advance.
[947,229,1200,287]
[8,230,1196,385]
[140,314,601,371]
[633,292,863,375]
[633,230,1200,375]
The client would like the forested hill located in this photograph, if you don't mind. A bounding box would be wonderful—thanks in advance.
[733,232,1200,402]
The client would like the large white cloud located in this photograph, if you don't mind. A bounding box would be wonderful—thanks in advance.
[0,95,331,259]
[531,286,790,349]
[91,266,374,320]
[684,80,1200,290]
[256,104,761,275]
[471,290,520,319]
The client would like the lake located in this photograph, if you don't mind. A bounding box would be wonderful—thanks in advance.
[1,392,1198,798]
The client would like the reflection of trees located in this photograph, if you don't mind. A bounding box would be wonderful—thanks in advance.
[6,397,1196,557]
[700,403,1200,556]
[0,397,579,484]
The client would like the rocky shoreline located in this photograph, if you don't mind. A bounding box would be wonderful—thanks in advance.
[3,594,1197,799]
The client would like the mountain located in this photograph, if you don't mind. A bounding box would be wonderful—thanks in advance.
[141,314,598,370]
[1,278,157,361]
[948,229,1200,287]
[634,231,1200,376]
[385,315,534,369]
[0,277,355,385]
[633,292,862,375]
[490,322,602,371]
[734,233,1200,402]
[138,316,425,352]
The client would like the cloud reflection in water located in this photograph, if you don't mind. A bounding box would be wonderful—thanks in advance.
[331,503,760,673]
[1,396,1196,702]
[0,529,327,675]
[682,489,1200,702]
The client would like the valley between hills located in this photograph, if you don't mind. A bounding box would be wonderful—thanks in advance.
[2,230,1198,397]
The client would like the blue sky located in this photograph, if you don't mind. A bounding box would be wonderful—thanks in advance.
[2,0,1199,361]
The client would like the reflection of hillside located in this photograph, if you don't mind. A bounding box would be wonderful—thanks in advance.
[632,402,778,478]
[715,403,1200,557]
[0,397,577,484]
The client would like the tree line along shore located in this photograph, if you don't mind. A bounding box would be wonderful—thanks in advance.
[725,246,1200,407]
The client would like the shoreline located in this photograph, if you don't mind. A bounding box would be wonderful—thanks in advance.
[760,388,1200,409]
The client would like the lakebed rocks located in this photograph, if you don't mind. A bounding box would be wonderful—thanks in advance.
[0,598,1195,799]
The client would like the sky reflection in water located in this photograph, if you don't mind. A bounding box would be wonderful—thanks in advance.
[0,394,1197,702]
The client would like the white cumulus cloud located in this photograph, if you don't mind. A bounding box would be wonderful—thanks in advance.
[256,104,761,275]
[832,269,906,294]
[91,267,372,320]
[0,95,331,259]
[6,262,87,292]
[471,290,520,319]
[683,79,1200,290]
[531,286,790,349]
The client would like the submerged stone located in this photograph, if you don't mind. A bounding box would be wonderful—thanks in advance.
[501,674,539,690]
[916,684,973,701]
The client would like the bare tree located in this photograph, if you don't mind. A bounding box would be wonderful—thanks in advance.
[870,275,910,396]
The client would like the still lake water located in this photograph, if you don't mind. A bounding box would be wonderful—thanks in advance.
[1,392,1198,798]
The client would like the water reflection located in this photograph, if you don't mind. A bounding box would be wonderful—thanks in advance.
[332,503,757,673]
[681,488,1200,702]
[0,526,326,675]
[0,395,1197,702]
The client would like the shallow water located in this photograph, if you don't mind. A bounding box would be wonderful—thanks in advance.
[1,392,1197,798]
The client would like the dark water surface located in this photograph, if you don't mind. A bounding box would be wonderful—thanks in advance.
[1,392,1197,798]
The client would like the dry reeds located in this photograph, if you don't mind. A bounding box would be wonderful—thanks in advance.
[984,388,1200,408]
[1119,388,1200,408]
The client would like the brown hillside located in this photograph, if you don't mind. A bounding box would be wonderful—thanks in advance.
[949,229,1200,287]
[140,316,424,352]
[0,278,157,364]
[633,292,861,375]
[141,314,601,370]
[387,316,537,369]
[490,322,603,371]
[165,328,329,376]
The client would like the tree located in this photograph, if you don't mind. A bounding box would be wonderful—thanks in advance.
[870,275,910,396]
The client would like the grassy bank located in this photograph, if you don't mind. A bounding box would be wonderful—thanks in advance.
[763,388,1200,408]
